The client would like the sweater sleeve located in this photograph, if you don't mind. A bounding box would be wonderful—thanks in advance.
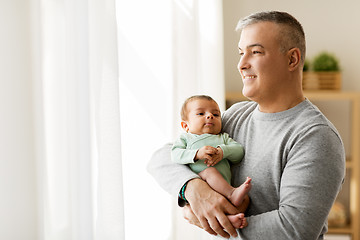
[238,125,345,240]
[147,143,200,197]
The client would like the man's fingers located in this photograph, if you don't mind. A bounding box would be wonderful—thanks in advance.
[198,217,217,236]
[217,213,238,238]
[183,205,203,229]
[207,217,231,238]
[186,210,238,239]
[182,205,216,236]
[184,179,240,238]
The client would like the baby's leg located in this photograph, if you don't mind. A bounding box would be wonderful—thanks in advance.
[199,168,251,207]
[230,177,252,207]
[227,213,248,229]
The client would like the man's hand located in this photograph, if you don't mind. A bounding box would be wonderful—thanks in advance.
[183,205,203,229]
[184,178,240,238]
[195,146,223,167]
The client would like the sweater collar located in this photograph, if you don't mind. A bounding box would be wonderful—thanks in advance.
[253,99,309,121]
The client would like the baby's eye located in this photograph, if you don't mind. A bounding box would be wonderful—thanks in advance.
[213,114,220,117]
[197,113,204,116]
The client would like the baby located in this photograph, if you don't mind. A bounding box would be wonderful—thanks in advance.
[171,95,251,229]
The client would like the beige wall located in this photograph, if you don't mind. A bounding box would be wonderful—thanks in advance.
[0,1,38,239]
[223,0,360,92]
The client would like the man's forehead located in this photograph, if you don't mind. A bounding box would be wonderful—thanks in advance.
[238,22,279,48]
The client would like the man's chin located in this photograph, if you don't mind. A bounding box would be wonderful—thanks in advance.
[242,88,255,100]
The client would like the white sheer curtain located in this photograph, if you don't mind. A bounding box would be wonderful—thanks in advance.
[32,0,124,239]
[117,0,224,239]
[32,0,224,239]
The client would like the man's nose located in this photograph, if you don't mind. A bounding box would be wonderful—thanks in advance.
[238,56,250,72]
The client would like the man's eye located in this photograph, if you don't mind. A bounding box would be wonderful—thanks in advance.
[253,51,262,54]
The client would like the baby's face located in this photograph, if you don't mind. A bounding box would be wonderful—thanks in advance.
[183,99,222,135]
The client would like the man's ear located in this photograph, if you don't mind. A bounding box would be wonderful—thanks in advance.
[181,121,189,132]
[288,48,301,71]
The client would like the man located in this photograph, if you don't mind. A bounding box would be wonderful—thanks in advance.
[148,11,345,239]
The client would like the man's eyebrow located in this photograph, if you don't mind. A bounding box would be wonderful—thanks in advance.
[238,43,265,51]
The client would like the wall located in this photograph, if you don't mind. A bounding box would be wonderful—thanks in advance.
[0,1,38,239]
[223,0,360,92]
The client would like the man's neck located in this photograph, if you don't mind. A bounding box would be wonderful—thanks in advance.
[257,93,305,113]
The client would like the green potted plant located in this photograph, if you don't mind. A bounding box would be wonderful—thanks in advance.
[312,52,340,72]
[302,52,341,91]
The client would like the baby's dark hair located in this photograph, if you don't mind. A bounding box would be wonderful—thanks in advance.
[181,95,217,121]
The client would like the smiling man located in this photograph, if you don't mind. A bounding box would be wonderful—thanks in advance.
[238,16,305,113]
[148,11,345,240]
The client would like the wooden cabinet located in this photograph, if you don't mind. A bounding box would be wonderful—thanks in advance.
[226,91,360,240]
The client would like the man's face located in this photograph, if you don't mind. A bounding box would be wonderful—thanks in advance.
[237,22,290,102]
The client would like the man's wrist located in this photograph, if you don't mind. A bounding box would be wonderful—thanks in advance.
[184,178,205,202]
[179,181,189,203]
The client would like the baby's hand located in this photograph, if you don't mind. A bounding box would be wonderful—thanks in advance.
[205,147,223,166]
[195,146,223,167]
[195,146,217,162]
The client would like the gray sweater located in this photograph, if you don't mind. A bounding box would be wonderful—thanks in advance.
[148,99,345,240]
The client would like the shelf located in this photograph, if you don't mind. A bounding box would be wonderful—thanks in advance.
[328,226,352,234]
[346,160,353,168]
[304,91,360,100]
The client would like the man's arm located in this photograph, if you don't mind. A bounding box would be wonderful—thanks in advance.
[147,143,199,196]
[147,143,240,238]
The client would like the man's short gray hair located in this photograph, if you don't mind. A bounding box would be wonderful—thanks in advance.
[236,11,306,64]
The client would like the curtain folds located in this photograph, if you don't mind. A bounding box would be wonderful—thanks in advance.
[117,0,225,239]
[33,0,224,239]
[34,0,124,239]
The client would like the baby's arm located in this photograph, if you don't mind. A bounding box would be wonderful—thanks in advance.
[171,136,198,164]
[218,133,244,164]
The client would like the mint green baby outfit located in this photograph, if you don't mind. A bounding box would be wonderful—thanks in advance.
[171,133,244,184]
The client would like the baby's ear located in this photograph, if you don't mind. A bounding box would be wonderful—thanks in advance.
[181,121,189,132]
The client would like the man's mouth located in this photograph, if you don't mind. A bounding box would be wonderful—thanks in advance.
[241,71,257,80]
[242,75,256,79]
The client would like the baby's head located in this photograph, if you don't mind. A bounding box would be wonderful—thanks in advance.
[180,95,222,135]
